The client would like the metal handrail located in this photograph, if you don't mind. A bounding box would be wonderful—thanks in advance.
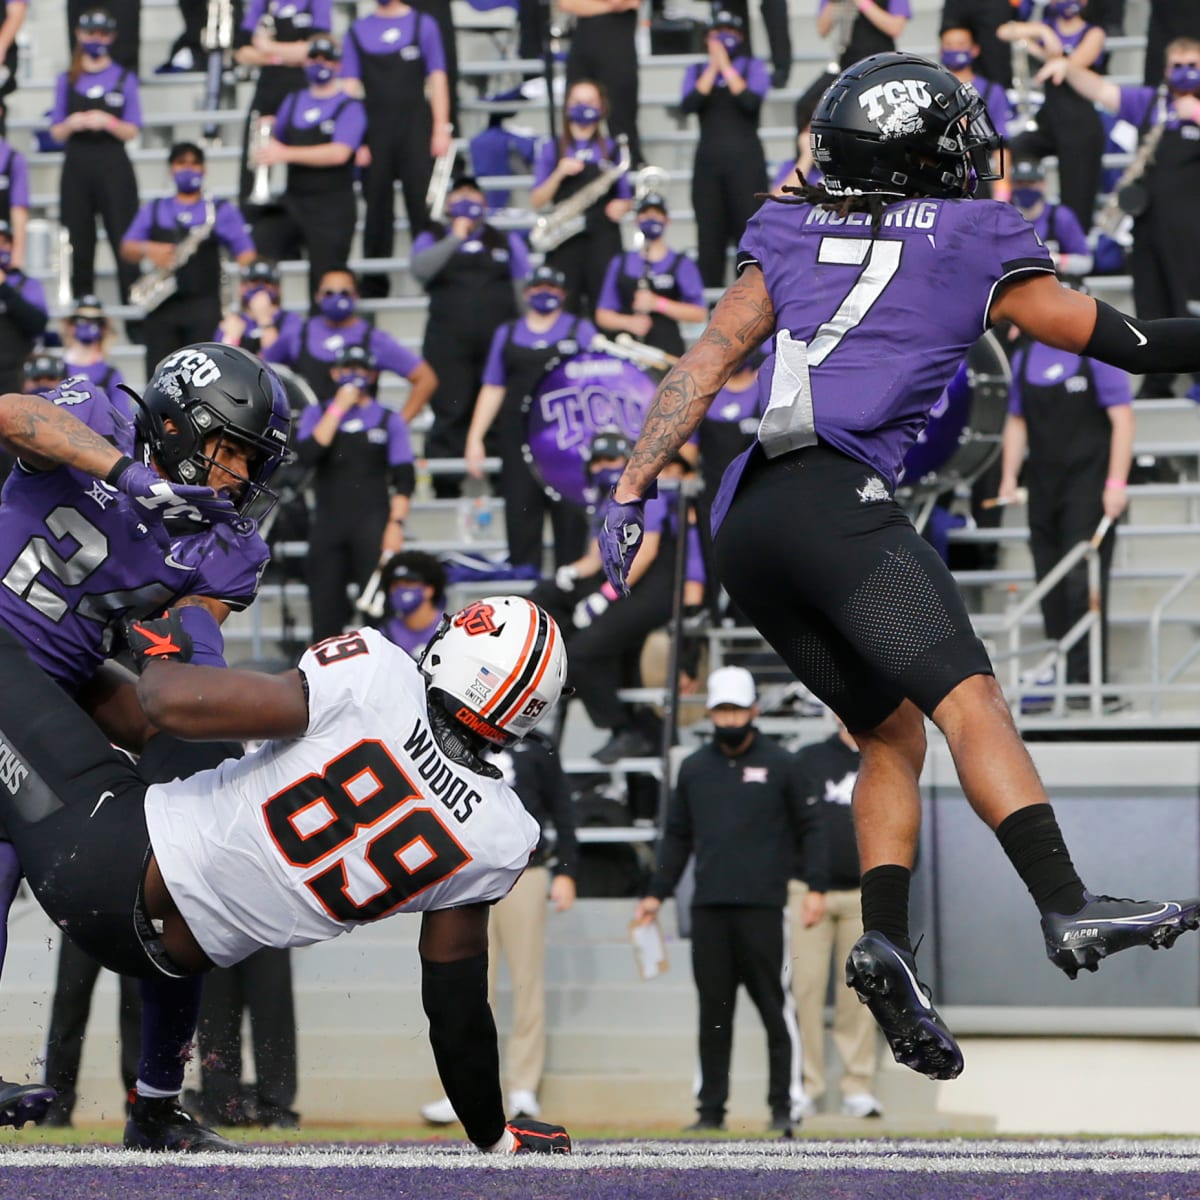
[1149,566,1200,716]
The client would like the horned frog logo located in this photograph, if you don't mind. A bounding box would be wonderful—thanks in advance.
[155,348,223,400]
[858,78,934,141]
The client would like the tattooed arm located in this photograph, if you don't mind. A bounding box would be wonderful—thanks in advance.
[614,267,775,502]
[0,392,125,475]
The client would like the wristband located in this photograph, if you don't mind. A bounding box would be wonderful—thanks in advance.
[105,455,135,487]
[600,581,619,601]
[655,296,668,315]
[1105,478,1127,489]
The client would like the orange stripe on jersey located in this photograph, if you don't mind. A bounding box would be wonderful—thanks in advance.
[480,600,537,717]
[505,614,556,725]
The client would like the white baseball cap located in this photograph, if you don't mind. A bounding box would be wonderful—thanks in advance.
[706,666,757,710]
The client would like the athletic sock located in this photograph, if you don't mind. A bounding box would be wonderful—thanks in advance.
[995,804,1087,917]
[860,864,912,953]
[136,975,203,1096]
[0,841,20,977]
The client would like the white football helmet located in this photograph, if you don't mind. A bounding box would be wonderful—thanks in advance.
[420,596,568,747]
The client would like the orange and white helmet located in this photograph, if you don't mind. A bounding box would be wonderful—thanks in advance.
[420,596,568,747]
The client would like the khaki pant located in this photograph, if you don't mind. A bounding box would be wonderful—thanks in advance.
[788,880,879,1101]
[488,866,549,1095]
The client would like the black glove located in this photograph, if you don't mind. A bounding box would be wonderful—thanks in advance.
[507,1118,571,1154]
[121,610,194,673]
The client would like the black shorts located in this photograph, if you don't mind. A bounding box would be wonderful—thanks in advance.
[0,625,181,980]
[714,444,993,732]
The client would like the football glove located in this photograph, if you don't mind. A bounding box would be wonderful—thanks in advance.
[599,493,646,598]
[121,610,194,673]
[106,455,238,526]
[554,563,580,593]
[506,1118,571,1154]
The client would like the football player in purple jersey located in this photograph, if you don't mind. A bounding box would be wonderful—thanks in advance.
[0,341,291,1146]
[601,52,1200,1083]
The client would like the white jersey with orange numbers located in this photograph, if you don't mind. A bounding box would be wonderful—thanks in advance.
[143,628,539,967]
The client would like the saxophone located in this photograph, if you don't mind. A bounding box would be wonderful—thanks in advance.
[130,202,217,312]
[1097,87,1168,238]
[530,135,631,254]
[426,128,462,223]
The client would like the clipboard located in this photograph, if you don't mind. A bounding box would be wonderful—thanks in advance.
[630,918,669,980]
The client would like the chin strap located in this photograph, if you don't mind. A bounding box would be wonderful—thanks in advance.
[427,699,502,778]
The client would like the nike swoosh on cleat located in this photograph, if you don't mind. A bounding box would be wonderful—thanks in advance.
[886,948,933,1010]
[90,790,115,818]
[1066,902,1180,927]
[1122,320,1148,348]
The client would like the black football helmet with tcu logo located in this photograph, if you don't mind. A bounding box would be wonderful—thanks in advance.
[128,342,293,519]
[810,52,1002,200]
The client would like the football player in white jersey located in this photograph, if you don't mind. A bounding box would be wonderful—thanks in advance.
[0,596,573,1154]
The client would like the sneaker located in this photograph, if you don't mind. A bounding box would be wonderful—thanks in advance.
[845,932,964,1082]
[791,1094,817,1120]
[508,1090,540,1119]
[841,1093,884,1119]
[420,1095,459,1125]
[1041,891,1200,980]
[682,1116,725,1132]
[124,1093,244,1152]
[592,728,654,765]
[0,1079,56,1128]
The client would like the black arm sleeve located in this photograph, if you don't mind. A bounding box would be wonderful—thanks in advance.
[1084,300,1200,376]
[388,461,416,497]
[0,282,48,338]
[420,952,507,1148]
[789,759,832,894]
[648,771,693,899]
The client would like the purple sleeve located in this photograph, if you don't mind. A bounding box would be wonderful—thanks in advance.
[411,230,437,256]
[736,205,768,273]
[262,312,302,364]
[533,138,558,187]
[310,0,333,30]
[685,524,706,586]
[123,201,155,244]
[369,329,421,377]
[614,166,633,201]
[43,377,121,438]
[576,317,599,347]
[215,201,254,256]
[8,150,28,209]
[341,25,362,80]
[387,411,414,465]
[680,63,700,101]
[332,98,367,149]
[1091,358,1132,410]
[418,12,446,73]
[240,0,266,33]
[1051,205,1091,256]
[482,324,509,387]
[979,202,1054,322]
[643,494,669,536]
[888,0,912,15]
[20,275,46,313]
[121,74,142,127]
[508,232,530,282]
[596,255,623,311]
[50,74,69,125]
[745,58,771,97]
[274,93,296,143]
[1007,350,1025,416]
[674,254,706,307]
[1116,85,1154,127]
[192,523,270,611]
[296,403,324,441]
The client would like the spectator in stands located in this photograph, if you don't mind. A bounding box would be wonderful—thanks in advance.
[62,294,127,413]
[343,0,451,299]
[788,721,883,1121]
[680,12,770,290]
[422,728,578,1127]
[0,352,65,484]
[560,0,641,166]
[296,344,415,641]
[377,550,447,660]
[1053,38,1200,400]
[465,265,596,572]
[264,265,438,413]
[0,132,28,266]
[998,335,1133,705]
[719,0,794,89]
[408,0,459,129]
[235,0,331,208]
[41,941,140,1127]
[121,142,257,376]
[696,353,760,540]
[51,9,141,305]
[412,174,530,499]
[818,0,911,74]
[217,258,285,356]
[67,0,133,76]
[595,192,707,359]
[938,0,1016,87]
[940,22,1010,197]
[1007,159,1094,278]
[1001,2,1107,232]
[0,219,46,396]
[251,36,367,298]
[634,666,808,1134]
[1144,1,1200,86]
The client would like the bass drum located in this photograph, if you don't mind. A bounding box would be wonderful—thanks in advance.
[521,350,659,508]
[901,329,1011,490]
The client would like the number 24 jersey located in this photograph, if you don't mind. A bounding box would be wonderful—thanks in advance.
[143,627,540,968]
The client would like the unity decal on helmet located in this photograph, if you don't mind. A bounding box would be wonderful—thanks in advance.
[858,79,934,140]
[155,348,223,398]
[453,601,500,637]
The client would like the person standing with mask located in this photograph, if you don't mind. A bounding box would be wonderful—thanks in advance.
[0,218,45,397]
[0,131,29,267]
[217,258,285,356]
[61,294,126,413]
[1006,159,1093,278]
[376,550,447,660]
[412,175,530,499]
[634,667,813,1134]
[939,23,1009,197]
[817,0,910,72]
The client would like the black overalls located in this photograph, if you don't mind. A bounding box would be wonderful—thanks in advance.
[614,250,687,357]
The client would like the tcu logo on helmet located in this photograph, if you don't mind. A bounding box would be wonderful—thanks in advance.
[858,79,933,139]
[453,601,499,636]
[157,348,222,398]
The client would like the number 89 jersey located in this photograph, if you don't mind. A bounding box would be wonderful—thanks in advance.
[143,628,540,968]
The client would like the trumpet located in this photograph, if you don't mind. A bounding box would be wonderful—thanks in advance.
[248,112,281,206]
[426,128,462,223]
[825,0,854,72]
[1009,40,1042,135]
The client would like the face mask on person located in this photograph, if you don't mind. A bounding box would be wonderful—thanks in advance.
[81,39,109,57]
[940,49,974,71]
[1045,0,1082,17]
[337,371,372,392]
[589,466,624,495]
[0,248,12,270]
[319,291,356,321]
[173,168,204,194]
[638,217,666,241]
[389,584,426,616]
[1168,63,1200,95]
[714,32,742,53]
[1011,186,1042,209]
[712,721,754,749]
[306,61,336,85]
[448,198,485,222]
[566,103,601,126]
[242,284,277,309]
[73,319,103,344]
[527,289,561,314]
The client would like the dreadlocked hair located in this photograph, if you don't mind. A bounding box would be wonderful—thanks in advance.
[761,179,901,239]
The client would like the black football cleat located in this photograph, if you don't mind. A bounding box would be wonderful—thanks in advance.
[0,1079,56,1128]
[846,932,964,1082]
[1041,891,1200,980]
[124,1093,245,1152]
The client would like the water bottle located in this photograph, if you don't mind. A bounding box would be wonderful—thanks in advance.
[475,498,493,542]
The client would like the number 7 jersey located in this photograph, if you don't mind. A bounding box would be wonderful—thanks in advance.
[143,628,540,967]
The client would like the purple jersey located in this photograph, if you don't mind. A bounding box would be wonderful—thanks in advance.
[722,197,1053,514]
[0,379,269,693]
[383,609,443,660]
[0,139,29,210]
[64,361,130,417]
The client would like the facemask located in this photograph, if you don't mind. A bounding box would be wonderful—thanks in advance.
[242,285,276,308]
[715,32,741,53]
[566,103,601,126]
[1011,186,1042,209]
[319,291,356,321]
[638,218,665,241]
[73,318,103,344]
[589,466,624,495]
[1168,64,1200,95]
[306,61,335,85]
[0,249,11,270]
[713,722,754,748]
[1046,0,1081,17]
[81,39,109,57]
[337,371,371,392]
[390,585,425,616]
[173,168,203,194]
[940,49,974,71]
[448,198,485,222]
[528,290,561,314]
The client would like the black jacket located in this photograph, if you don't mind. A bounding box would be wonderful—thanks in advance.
[791,734,862,891]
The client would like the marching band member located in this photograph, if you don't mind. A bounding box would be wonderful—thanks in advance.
[0,218,45,397]
[217,258,286,356]
[62,293,126,414]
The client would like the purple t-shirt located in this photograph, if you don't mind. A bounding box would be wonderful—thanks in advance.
[533,137,634,200]
[384,608,443,659]
[481,312,600,387]
[596,250,706,312]
[680,55,771,101]
[3,269,46,315]
[50,64,142,127]
[1052,19,1105,70]
[241,0,332,35]
[410,228,531,283]
[818,0,911,13]
[0,378,268,693]
[275,88,367,150]
[296,398,414,463]
[0,140,29,209]
[1117,85,1200,133]
[730,196,1053,491]
[265,312,422,378]
[342,10,446,77]
[1008,343,1131,416]
[124,196,255,257]
[65,360,129,416]
[643,494,705,584]
[1028,200,1090,256]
